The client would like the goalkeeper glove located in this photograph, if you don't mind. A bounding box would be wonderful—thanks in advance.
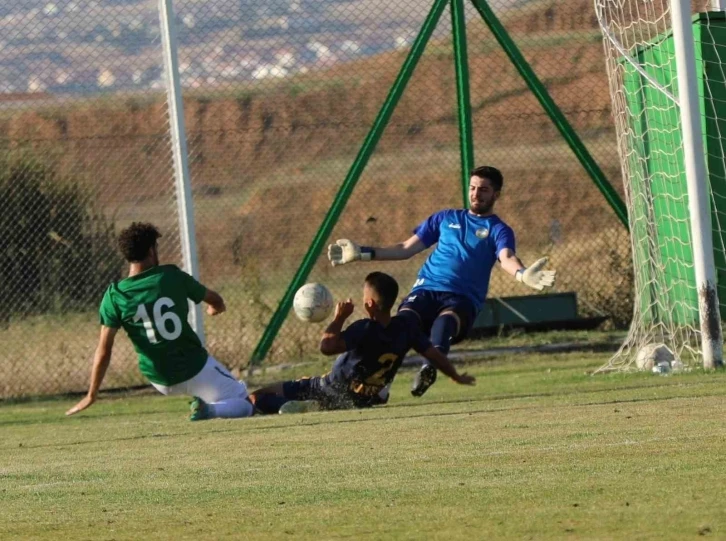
[327,239,374,267]
[516,257,556,291]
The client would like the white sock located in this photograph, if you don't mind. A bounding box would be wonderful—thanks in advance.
[208,398,254,419]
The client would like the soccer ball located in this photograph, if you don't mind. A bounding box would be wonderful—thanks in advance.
[293,283,334,323]
[635,343,675,371]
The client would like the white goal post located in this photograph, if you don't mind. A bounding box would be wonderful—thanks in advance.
[595,0,725,371]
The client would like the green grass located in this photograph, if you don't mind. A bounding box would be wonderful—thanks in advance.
[2,352,726,539]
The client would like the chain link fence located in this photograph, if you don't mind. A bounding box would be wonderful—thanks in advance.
[1,0,630,399]
[0,0,182,397]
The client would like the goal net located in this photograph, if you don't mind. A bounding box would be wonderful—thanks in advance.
[595,0,726,371]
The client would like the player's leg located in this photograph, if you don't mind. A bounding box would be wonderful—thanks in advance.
[175,356,254,420]
[430,310,462,356]
[397,291,445,396]
[249,381,292,414]
[410,311,460,396]
[250,376,328,414]
[277,376,336,414]
[411,293,477,397]
[151,377,249,420]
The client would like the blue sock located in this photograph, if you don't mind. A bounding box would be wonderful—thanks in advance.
[429,314,458,357]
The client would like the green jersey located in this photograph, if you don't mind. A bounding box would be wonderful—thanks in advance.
[99,264,208,386]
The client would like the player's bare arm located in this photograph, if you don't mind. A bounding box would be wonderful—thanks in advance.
[319,299,355,355]
[66,326,118,416]
[498,248,525,275]
[421,346,475,385]
[203,288,226,316]
[327,235,426,266]
[499,248,557,291]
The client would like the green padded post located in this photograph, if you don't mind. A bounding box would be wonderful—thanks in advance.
[250,0,450,364]
[469,0,629,229]
[452,0,475,206]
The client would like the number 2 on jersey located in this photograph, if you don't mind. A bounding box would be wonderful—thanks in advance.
[133,297,183,344]
[366,353,398,386]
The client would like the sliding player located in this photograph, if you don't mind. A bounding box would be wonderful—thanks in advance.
[327,165,556,397]
[250,272,474,414]
[66,222,253,421]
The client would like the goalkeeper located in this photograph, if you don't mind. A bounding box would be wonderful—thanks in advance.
[327,165,556,397]
[66,222,253,421]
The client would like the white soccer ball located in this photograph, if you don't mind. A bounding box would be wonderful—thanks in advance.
[293,283,334,323]
[635,343,675,371]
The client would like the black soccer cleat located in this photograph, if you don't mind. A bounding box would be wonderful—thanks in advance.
[411,364,437,397]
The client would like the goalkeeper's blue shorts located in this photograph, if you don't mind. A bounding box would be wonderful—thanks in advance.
[397,289,477,344]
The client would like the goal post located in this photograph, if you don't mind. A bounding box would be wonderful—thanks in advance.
[670,1,723,369]
[595,1,726,371]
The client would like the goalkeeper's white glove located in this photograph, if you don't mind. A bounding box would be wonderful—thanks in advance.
[327,239,374,267]
[516,257,556,291]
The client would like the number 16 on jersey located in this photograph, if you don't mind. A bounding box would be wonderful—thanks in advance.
[133,297,182,344]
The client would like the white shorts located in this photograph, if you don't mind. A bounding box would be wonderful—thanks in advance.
[151,356,249,403]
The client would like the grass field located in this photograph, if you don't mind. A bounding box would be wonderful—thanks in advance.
[2,352,726,540]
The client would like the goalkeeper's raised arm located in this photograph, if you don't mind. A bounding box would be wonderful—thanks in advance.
[498,249,557,292]
[327,165,556,398]
[327,235,426,266]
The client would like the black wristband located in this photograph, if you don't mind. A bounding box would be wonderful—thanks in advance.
[360,247,375,261]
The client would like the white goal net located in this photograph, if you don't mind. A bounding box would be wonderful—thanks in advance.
[595,0,726,371]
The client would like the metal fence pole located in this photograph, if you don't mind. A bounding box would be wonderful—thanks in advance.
[469,0,629,229]
[249,0,450,365]
[451,0,475,207]
[158,0,205,343]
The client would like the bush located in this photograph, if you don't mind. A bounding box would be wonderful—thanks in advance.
[0,153,122,322]
[589,245,634,329]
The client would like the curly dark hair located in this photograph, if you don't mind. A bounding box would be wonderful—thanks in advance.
[470,165,503,192]
[117,222,162,262]
[365,272,399,312]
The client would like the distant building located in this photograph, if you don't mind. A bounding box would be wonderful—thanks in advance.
[275,48,296,69]
[97,69,116,88]
[252,64,287,80]
[27,75,48,93]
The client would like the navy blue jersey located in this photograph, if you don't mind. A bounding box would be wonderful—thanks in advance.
[412,209,515,309]
[328,315,432,397]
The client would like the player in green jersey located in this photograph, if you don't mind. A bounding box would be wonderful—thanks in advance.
[66,222,253,420]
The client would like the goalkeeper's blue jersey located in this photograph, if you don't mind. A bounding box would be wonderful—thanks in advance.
[411,209,515,310]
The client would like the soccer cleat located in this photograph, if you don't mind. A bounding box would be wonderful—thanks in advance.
[189,396,211,421]
[278,400,322,415]
[411,364,437,397]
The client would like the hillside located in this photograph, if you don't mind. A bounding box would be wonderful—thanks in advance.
[4,0,615,185]
[0,0,641,386]
[2,0,628,319]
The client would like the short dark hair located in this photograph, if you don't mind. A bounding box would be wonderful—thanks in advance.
[118,222,162,262]
[364,272,399,312]
[470,165,503,192]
